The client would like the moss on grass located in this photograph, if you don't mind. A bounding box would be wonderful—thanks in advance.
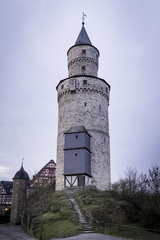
[33,218,81,240]
[73,187,160,239]
[24,186,160,240]
[23,185,81,239]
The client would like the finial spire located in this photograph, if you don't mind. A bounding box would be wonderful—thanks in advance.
[21,157,24,167]
[82,12,86,25]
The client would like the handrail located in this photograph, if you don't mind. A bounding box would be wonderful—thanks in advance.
[73,189,160,234]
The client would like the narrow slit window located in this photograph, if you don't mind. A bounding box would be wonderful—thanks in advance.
[75,135,78,139]
[82,66,85,75]
[82,49,86,57]
[83,80,87,85]
[75,153,78,157]
[84,102,87,106]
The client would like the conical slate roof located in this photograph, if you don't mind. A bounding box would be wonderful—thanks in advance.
[75,25,92,45]
[13,164,29,179]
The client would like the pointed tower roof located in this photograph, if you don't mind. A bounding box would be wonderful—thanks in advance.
[75,23,92,45]
[13,164,29,179]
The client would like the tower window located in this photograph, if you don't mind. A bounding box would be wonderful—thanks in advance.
[83,80,87,85]
[75,153,78,157]
[84,102,87,106]
[75,135,78,139]
[82,66,85,75]
[61,84,64,90]
[82,49,86,57]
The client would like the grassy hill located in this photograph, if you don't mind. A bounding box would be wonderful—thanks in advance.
[23,183,81,239]
[23,184,160,240]
[73,187,160,239]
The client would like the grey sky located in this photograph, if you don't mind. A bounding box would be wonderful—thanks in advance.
[0,0,160,182]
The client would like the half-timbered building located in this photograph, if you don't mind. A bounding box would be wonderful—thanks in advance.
[0,181,13,215]
[30,159,56,187]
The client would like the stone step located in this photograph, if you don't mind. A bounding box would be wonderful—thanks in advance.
[65,190,94,234]
[82,225,92,228]
[83,230,95,233]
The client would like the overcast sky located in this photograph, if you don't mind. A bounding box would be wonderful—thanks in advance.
[0,0,160,183]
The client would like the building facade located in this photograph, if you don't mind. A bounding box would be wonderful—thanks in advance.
[0,181,13,216]
[30,159,56,188]
[56,22,111,190]
[10,160,56,224]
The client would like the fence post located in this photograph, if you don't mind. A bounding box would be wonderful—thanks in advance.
[40,206,43,240]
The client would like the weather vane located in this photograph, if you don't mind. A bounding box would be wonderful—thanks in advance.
[82,12,87,25]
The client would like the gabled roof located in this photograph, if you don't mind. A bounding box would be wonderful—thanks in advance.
[35,159,56,176]
[65,126,91,137]
[65,126,86,133]
[75,24,92,45]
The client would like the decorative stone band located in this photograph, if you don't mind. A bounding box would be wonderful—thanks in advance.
[58,86,109,102]
[68,57,98,68]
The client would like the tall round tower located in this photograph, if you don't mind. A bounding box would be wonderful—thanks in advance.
[56,22,111,191]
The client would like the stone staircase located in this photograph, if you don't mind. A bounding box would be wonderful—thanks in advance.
[65,189,94,233]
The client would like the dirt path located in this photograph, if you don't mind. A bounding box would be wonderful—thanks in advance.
[51,233,132,240]
[0,224,36,240]
[0,224,132,240]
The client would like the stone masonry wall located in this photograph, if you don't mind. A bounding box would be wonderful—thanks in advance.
[10,179,28,224]
[56,76,110,190]
[68,45,99,77]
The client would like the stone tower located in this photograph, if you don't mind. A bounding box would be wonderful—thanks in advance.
[56,21,111,191]
[10,164,29,224]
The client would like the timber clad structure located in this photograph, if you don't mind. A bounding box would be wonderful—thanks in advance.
[56,22,111,190]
